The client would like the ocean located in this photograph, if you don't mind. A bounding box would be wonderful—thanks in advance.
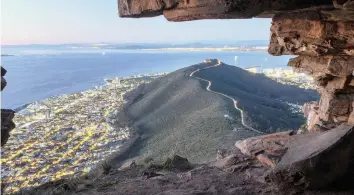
[1,45,293,109]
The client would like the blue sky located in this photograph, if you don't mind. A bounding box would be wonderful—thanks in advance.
[1,0,272,45]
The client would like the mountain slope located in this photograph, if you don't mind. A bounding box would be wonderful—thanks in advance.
[195,64,319,133]
[116,60,318,164]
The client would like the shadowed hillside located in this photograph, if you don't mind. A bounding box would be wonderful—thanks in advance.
[113,60,318,164]
[195,63,319,133]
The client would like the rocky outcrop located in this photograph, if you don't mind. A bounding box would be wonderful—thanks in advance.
[1,67,7,91]
[1,66,15,146]
[288,56,354,78]
[1,109,15,146]
[118,0,335,21]
[272,11,354,132]
[235,131,294,167]
[163,155,193,171]
[235,125,354,193]
[267,125,354,193]
[26,143,354,195]
[26,148,272,195]
[268,11,354,56]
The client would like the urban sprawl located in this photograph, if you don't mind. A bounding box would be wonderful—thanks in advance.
[245,67,315,89]
[1,73,166,193]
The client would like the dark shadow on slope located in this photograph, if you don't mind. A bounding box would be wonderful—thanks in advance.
[194,64,319,133]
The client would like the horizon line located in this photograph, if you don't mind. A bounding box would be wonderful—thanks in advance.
[1,40,269,47]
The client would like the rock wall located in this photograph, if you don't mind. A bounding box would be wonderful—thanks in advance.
[117,0,354,133]
[270,10,354,132]
[117,0,334,21]
[1,67,15,146]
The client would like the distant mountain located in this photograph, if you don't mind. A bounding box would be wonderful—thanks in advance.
[112,60,318,164]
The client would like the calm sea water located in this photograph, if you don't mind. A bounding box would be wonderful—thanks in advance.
[1,45,292,109]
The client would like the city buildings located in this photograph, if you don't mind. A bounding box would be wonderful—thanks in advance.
[1,73,166,193]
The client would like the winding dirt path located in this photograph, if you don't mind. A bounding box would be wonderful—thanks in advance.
[189,60,265,135]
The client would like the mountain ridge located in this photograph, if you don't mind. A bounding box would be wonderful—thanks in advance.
[112,60,318,164]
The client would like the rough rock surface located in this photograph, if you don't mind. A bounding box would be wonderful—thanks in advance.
[235,131,294,167]
[26,145,354,195]
[164,155,193,171]
[266,125,354,193]
[117,0,335,21]
[303,101,325,132]
[288,56,354,78]
[289,55,354,131]
[268,11,354,57]
[27,149,273,195]
[1,66,16,146]
[234,125,354,193]
[276,11,354,132]
[1,109,15,146]
[1,66,7,91]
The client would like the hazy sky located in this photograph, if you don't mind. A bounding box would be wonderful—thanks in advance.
[1,0,272,45]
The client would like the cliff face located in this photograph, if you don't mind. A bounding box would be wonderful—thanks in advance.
[117,0,354,193]
[1,67,15,146]
[117,0,334,21]
[269,11,354,132]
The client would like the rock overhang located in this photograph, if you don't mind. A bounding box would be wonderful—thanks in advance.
[117,0,337,21]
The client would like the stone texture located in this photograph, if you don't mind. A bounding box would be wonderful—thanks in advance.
[1,76,7,91]
[1,66,16,146]
[269,11,354,56]
[323,76,349,93]
[235,131,294,156]
[164,155,193,172]
[303,101,325,132]
[288,56,354,78]
[319,93,351,120]
[255,154,278,168]
[1,66,7,76]
[1,109,15,146]
[118,0,334,21]
[212,149,254,170]
[1,66,7,91]
[348,102,354,125]
[303,101,319,118]
[333,0,354,10]
[33,152,272,195]
[235,131,295,167]
[322,9,354,21]
[118,0,178,18]
[349,78,354,86]
[266,125,354,193]
[287,51,354,130]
